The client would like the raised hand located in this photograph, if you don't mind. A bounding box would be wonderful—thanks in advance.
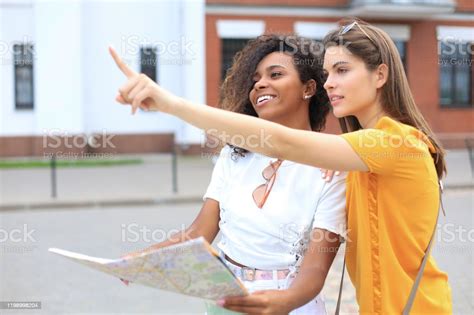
[109,46,181,115]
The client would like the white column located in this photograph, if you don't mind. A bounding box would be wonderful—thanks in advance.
[0,8,3,134]
[34,0,84,135]
[177,0,205,145]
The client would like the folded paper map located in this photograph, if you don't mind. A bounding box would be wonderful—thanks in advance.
[49,237,248,300]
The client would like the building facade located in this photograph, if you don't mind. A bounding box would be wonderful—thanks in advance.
[0,0,472,157]
[206,0,474,148]
[0,0,206,157]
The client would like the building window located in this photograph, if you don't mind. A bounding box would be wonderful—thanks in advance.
[439,41,472,107]
[221,38,250,81]
[13,44,34,110]
[140,47,157,82]
[394,40,407,71]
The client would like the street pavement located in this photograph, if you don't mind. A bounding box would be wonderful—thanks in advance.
[0,191,472,314]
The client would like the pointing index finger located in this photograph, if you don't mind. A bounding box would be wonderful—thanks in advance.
[109,46,136,78]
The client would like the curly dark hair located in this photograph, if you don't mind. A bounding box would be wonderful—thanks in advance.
[219,34,330,158]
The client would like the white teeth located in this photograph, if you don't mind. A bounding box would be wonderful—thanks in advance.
[257,95,275,104]
[331,96,343,101]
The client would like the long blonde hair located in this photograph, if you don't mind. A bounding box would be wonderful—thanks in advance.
[323,18,446,179]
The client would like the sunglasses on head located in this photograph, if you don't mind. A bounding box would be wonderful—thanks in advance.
[339,21,376,45]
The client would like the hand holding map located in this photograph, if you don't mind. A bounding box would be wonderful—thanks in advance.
[49,237,247,301]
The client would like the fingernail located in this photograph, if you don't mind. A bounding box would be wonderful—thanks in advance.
[216,299,225,306]
[335,171,340,176]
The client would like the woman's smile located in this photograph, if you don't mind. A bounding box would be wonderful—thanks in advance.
[255,94,277,107]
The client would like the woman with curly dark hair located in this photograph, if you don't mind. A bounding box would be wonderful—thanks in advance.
[114,35,347,314]
[219,35,330,157]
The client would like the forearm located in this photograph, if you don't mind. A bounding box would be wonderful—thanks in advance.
[170,99,364,171]
[284,268,326,309]
[172,99,288,160]
[284,229,341,310]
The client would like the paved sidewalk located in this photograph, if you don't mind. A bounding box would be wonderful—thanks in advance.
[0,149,472,210]
[0,154,215,210]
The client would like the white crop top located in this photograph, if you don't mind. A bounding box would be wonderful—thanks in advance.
[203,145,347,270]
